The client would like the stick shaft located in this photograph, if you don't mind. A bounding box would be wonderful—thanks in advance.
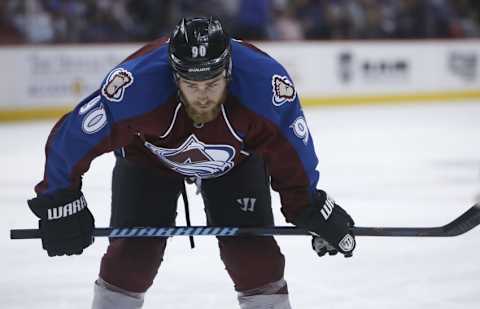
[11,205,480,240]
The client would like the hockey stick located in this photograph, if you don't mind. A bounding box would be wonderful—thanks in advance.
[10,204,480,240]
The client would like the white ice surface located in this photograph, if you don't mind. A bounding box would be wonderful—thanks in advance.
[1,101,480,309]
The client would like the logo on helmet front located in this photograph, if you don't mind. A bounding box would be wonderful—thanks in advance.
[188,67,211,73]
[272,74,297,106]
[101,68,134,102]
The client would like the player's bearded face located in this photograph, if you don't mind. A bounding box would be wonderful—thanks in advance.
[178,72,228,124]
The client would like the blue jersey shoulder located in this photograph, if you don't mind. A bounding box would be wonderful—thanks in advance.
[228,39,319,191]
[229,39,298,121]
[99,43,176,121]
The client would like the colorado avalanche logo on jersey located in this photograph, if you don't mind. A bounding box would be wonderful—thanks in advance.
[101,68,134,102]
[272,74,297,106]
[144,135,236,178]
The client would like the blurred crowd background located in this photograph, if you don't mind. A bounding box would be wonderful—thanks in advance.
[1,0,479,44]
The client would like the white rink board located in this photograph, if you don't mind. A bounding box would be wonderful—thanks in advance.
[0,40,479,108]
[261,40,480,96]
[0,44,138,108]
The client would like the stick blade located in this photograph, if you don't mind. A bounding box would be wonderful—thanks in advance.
[352,204,480,237]
[442,204,480,236]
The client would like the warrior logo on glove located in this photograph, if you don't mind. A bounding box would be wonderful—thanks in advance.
[47,195,87,220]
[339,234,355,252]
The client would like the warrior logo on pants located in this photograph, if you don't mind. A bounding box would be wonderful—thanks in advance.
[144,134,236,178]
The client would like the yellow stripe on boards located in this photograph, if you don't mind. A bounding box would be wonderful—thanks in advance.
[301,90,480,107]
[0,106,71,122]
[1,90,480,122]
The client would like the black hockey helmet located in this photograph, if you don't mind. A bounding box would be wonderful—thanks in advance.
[168,17,231,81]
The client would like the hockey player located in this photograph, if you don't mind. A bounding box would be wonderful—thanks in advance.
[27,17,356,309]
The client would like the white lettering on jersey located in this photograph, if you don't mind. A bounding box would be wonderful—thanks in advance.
[79,95,101,115]
[290,116,309,145]
[82,105,107,134]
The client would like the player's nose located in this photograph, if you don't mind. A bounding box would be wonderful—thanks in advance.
[197,91,208,101]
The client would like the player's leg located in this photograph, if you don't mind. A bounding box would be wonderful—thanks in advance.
[201,155,292,309]
[92,158,183,309]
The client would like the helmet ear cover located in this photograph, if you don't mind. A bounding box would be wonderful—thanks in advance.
[168,17,232,82]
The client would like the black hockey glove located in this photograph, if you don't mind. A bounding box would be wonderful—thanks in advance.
[28,189,94,257]
[312,236,340,257]
[294,190,356,258]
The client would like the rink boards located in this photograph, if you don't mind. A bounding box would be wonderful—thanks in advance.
[0,40,479,121]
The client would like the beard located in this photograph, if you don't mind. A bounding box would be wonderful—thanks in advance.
[179,90,227,125]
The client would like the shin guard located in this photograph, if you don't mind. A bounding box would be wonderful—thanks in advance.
[237,278,292,309]
[92,278,144,309]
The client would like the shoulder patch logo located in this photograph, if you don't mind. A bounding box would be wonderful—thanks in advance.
[272,74,296,106]
[101,68,134,102]
[290,116,309,145]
